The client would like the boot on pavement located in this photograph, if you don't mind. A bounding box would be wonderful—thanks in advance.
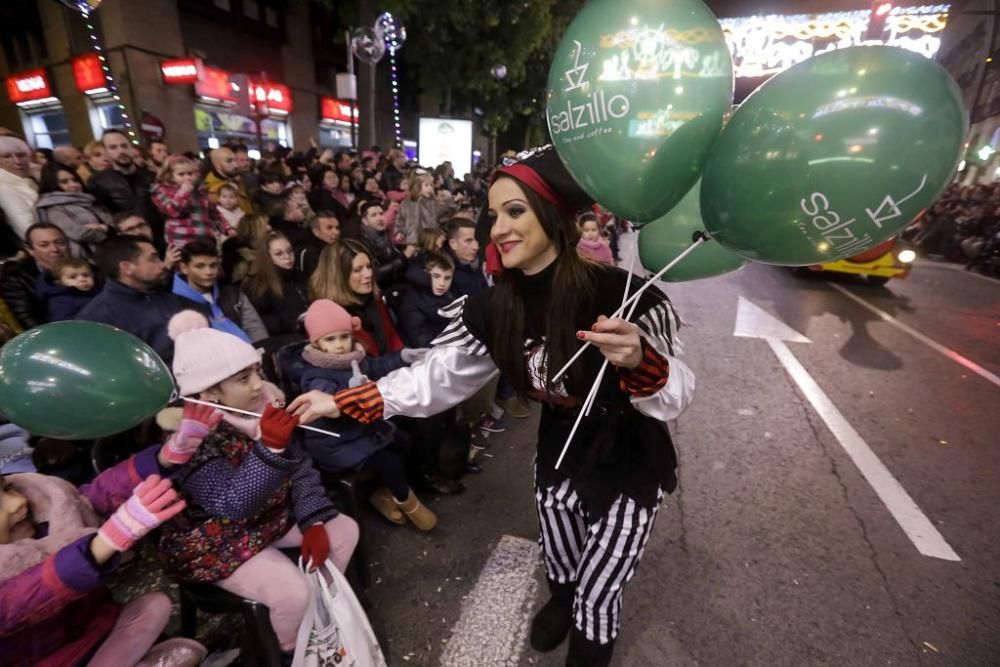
[369,487,405,524]
[396,490,437,530]
[530,578,576,652]
[565,626,616,667]
[500,396,531,419]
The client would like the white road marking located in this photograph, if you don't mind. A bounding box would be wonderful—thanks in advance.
[734,297,960,561]
[828,282,1000,389]
[766,336,960,562]
[915,259,1000,286]
[440,535,540,666]
[734,296,812,343]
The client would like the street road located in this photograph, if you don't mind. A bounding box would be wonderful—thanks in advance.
[362,231,1000,667]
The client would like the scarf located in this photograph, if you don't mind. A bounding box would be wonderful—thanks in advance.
[301,343,366,370]
[172,273,252,343]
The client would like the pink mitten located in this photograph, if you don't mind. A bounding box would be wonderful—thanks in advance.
[161,401,224,465]
[97,475,186,552]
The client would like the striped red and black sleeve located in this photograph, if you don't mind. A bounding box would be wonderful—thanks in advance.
[332,381,384,423]
[618,338,670,397]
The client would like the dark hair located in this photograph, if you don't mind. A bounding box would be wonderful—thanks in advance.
[180,238,220,263]
[38,162,84,194]
[488,175,595,397]
[444,217,475,240]
[258,169,284,186]
[24,222,67,247]
[233,144,249,155]
[424,250,454,273]
[311,211,339,230]
[310,163,334,184]
[111,211,145,230]
[359,199,383,219]
[101,129,129,142]
[94,235,151,280]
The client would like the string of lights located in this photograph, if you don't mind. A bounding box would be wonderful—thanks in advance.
[74,0,138,144]
[381,13,403,148]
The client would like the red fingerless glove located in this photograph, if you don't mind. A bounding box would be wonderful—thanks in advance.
[260,404,298,451]
[301,523,330,571]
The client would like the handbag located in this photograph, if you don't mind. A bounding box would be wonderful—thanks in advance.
[292,558,387,667]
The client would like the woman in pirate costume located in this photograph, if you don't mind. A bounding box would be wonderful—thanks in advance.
[290,146,695,665]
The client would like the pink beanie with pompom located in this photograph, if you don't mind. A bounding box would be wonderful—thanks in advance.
[304,299,361,343]
[169,310,261,396]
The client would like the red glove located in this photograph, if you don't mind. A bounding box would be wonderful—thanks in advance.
[301,523,330,571]
[260,403,298,451]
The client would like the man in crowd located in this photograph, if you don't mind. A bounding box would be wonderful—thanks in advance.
[334,150,353,176]
[204,146,253,214]
[111,212,181,270]
[76,235,205,363]
[354,200,406,289]
[0,134,38,240]
[146,139,169,173]
[295,211,340,275]
[380,149,406,192]
[233,144,259,194]
[87,129,160,241]
[53,145,84,171]
[0,223,69,329]
[444,218,487,298]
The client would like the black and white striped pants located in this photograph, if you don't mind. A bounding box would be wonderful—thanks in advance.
[534,476,664,644]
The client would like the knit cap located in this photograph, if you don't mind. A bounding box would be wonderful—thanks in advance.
[304,299,361,343]
[168,310,262,396]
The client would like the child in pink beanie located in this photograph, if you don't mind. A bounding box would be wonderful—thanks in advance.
[294,299,437,530]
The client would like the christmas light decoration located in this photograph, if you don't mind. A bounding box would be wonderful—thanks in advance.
[720,4,949,78]
[73,0,138,143]
[378,12,405,148]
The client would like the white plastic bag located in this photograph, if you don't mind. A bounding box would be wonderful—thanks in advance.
[292,559,387,667]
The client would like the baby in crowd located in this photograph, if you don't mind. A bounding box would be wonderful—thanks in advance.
[38,257,98,321]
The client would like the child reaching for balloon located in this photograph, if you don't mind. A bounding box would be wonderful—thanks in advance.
[156,311,359,657]
[296,299,436,529]
[0,425,206,666]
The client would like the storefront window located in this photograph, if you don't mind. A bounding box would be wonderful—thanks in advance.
[95,102,126,131]
[25,109,70,149]
[194,105,290,150]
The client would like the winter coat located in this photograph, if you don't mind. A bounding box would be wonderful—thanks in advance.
[221,237,255,284]
[398,286,454,348]
[0,168,38,240]
[347,295,404,356]
[0,257,44,329]
[357,225,406,288]
[36,274,98,322]
[291,345,406,472]
[86,168,160,243]
[203,170,253,214]
[0,423,34,474]
[158,421,337,583]
[396,198,442,246]
[446,248,489,298]
[294,233,329,276]
[577,238,614,265]
[0,446,164,667]
[242,267,309,337]
[307,187,348,223]
[75,279,208,363]
[171,273,269,343]
[152,182,232,248]
[218,204,244,231]
[34,191,110,257]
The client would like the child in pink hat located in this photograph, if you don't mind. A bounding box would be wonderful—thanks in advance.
[297,299,437,530]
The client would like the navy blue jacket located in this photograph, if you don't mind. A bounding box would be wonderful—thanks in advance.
[398,286,454,347]
[287,351,406,472]
[36,275,98,322]
[446,248,488,298]
[75,279,207,363]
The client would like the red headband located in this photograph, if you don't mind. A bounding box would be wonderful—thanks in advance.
[493,163,569,214]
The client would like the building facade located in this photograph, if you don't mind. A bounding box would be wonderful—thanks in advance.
[0,0,404,154]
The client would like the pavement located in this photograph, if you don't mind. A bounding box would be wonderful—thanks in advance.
[359,231,1000,667]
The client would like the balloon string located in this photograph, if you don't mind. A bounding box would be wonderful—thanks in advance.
[555,251,641,470]
[551,234,708,384]
[182,397,341,438]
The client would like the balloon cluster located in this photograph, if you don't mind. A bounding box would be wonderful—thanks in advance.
[547,0,968,279]
[350,13,408,65]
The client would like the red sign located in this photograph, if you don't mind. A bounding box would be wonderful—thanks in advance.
[194,66,236,103]
[72,54,107,94]
[160,58,202,85]
[250,81,292,114]
[6,68,53,104]
[140,112,166,142]
[321,97,358,123]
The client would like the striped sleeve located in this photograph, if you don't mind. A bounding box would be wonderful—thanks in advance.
[619,339,670,397]
[430,295,490,357]
[332,381,384,424]
[626,297,695,422]
[634,299,681,358]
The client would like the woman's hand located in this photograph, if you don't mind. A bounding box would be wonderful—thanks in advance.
[288,390,341,424]
[577,315,643,369]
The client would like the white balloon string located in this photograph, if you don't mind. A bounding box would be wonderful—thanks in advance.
[182,397,341,438]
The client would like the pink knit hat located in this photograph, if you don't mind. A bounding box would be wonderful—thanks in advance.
[304,299,361,343]
[168,311,262,396]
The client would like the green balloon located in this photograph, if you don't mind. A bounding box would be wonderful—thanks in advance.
[638,180,747,281]
[0,322,174,440]
[546,0,733,222]
[701,46,968,266]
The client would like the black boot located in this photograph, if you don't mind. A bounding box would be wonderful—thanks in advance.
[565,626,616,667]
[530,578,575,652]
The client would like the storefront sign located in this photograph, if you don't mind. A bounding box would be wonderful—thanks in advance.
[6,68,53,104]
[72,54,107,94]
[321,97,357,124]
[250,82,292,114]
[194,66,236,104]
[160,58,202,85]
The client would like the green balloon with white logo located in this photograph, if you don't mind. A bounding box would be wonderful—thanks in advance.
[546,0,733,222]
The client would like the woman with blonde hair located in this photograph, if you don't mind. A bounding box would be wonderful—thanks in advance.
[78,140,109,183]
[396,173,443,256]
[222,212,270,283]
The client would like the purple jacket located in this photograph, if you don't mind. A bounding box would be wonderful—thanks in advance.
[0,446,164,667]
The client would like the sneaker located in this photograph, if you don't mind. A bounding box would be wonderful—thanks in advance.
[470,430,491,451]
[477,413,510,433]
[499,396,531,419]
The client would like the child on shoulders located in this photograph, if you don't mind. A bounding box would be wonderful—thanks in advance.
[37,257,98,321]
